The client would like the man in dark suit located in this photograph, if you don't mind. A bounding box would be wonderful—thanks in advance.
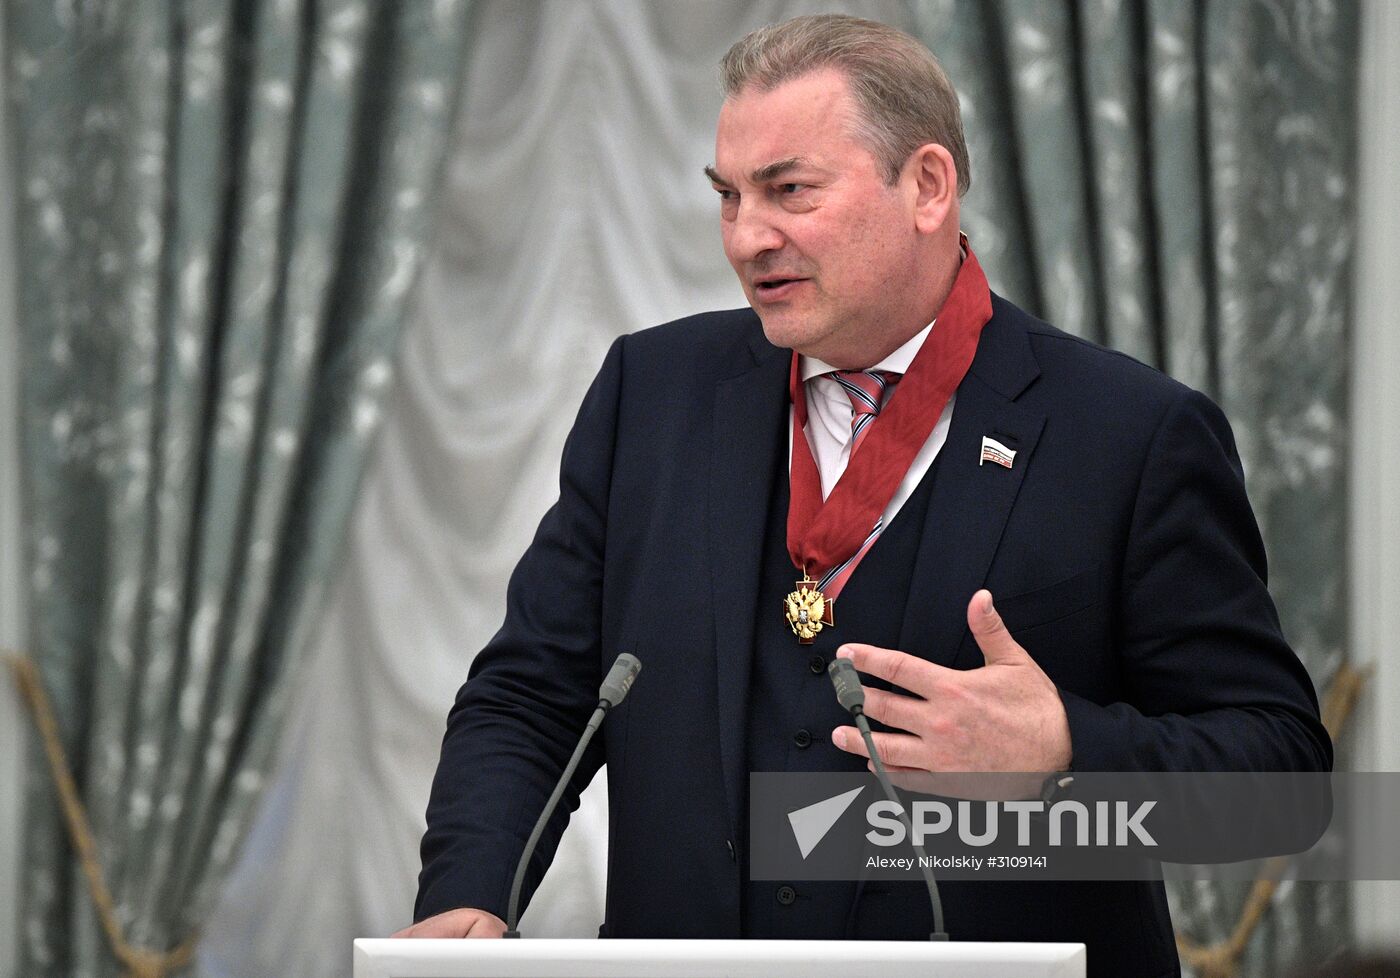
[396,15,1329,976]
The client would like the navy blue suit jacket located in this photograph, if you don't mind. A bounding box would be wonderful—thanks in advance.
[416,295,1330,969]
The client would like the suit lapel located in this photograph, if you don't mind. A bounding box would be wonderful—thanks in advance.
[897,303,1045,667]
[709,332,789,839]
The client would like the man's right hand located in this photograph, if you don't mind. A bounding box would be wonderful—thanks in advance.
[391,908,507,939]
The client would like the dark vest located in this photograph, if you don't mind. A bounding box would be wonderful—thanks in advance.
[742,437,942,939]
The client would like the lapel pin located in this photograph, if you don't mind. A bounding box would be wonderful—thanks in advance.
[980,435,1016,469]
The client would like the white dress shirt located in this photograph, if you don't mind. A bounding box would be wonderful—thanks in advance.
[791,321,956,528]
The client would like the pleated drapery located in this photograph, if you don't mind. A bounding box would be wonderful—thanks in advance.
[7,2,470,974]
[914,2,1356,971]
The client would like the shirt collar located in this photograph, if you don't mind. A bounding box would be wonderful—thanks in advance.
[800,321,933,382]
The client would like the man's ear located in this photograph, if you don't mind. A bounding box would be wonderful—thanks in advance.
[908,143,957,235]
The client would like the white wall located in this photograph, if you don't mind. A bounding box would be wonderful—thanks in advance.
[1349,0,1400,949]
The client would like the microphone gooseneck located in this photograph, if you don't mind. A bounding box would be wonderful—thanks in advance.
[504,653,642,938]
[828,657,949,942]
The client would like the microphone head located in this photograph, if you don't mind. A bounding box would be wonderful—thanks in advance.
[828,657,865,713]
[599,653,642,707]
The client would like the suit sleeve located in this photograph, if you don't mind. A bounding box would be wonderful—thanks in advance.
[1059,386,1333,773]
[414,336,625,922]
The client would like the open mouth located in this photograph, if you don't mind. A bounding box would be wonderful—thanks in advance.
[754,278,806,298]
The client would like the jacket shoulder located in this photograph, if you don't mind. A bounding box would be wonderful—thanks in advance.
[992,294,1201,417]
[623,307,766,360]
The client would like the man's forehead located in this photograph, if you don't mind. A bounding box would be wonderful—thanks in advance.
[718,73,852,134]
[713,71,859,180]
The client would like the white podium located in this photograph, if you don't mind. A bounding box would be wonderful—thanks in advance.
[353,938,1086,977]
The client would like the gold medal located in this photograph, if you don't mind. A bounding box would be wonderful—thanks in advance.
[784,575,834,644]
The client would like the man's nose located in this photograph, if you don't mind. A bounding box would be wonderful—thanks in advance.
[726,201,785,263]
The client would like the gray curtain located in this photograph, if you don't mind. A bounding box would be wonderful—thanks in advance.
[913,0,1356,973]
[5,1,470,975]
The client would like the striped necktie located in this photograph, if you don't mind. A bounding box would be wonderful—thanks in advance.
[832,369,898,457]
[817,369,900,597]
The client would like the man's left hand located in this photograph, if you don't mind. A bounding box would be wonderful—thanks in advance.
[831,589,1073,773]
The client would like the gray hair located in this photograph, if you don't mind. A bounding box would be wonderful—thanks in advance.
[720,14,971,196]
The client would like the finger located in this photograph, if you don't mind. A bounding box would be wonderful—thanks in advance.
[465,913,507,938]
[408,919,461,938]
[881,764,939,793]
[867,760,924,774]
[832,724,922,769]
[394,909,496,939]
[859,685,927,734]
[835,643,948,696]
[966,590,1024,665]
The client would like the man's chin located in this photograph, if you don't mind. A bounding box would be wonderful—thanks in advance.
[756,313,824,354]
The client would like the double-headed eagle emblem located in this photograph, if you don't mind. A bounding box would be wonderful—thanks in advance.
[784,582,829,643]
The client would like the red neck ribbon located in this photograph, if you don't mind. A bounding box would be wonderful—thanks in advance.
[786,242,993,582]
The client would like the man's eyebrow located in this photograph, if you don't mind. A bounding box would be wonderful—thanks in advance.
[750,157,811,183]
[704,157,815,187]
[704,165,730,186]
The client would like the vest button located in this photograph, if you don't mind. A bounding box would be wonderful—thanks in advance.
[776,884,797,906]
[793,728,812,748]
[808,655,825,674]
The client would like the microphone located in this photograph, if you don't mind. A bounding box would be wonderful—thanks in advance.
[599,652,642,708]
[828,657,948,941]
[504,653,641,938]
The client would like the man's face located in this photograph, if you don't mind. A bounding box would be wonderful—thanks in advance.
[710,69,922,365]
